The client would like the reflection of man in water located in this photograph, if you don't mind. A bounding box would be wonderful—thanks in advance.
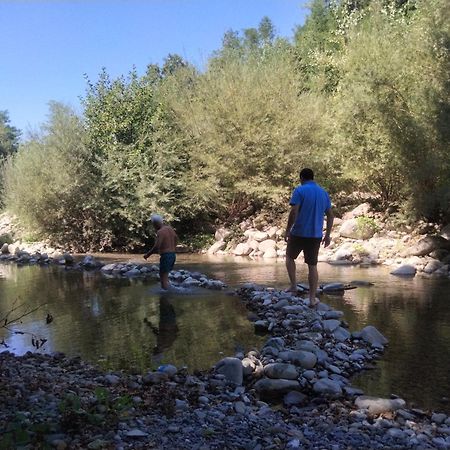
[144,295,178,360]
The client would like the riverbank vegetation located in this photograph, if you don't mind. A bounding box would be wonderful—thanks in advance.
[1,0,449,251]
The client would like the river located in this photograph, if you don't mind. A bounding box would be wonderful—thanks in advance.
[0,254,449,413]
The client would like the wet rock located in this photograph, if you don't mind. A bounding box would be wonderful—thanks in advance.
[360,326,388,346]
[390,265,416,276]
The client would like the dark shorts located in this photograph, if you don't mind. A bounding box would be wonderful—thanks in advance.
[160,252,176,274]
[286,236,321,265]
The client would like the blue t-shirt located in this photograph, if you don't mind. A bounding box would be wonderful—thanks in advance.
[289,181,331,238]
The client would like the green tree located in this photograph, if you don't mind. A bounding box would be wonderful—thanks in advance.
[0,111,20,158]
[3,102,100,248]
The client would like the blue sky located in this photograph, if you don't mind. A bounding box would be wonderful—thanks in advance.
[0,0,308,134]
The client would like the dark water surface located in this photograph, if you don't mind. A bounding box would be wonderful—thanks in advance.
[1,254,449,413]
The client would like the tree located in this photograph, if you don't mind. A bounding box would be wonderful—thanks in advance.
[0,111,20,158]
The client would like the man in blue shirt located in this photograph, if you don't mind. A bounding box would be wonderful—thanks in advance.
[285,168,334,306]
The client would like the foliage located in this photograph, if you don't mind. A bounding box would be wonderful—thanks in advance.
[0,110,20,159]
[2,3,450,248]
[356,216,380,235]
[3,102,102,250]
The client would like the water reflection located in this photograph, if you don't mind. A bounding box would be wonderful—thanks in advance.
[1,256,450,413]
[144,294,179,364]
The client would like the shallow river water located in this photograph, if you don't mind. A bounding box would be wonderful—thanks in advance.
[1,254,449,413]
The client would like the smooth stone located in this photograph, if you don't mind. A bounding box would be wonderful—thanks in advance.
[264,363,298,380]
[332,327,351,342]
[279,350,317,369]
[254,378,300,396]
[432,413,448,425]
[126,429,148,438]
[283,391,307,407]
[263,337,285,351]
[313,378,342,396]
[215,357,243,385]
[360,326,388,346]
[157,364,177,377]
[322,319,341,333]
[390,265,416,276]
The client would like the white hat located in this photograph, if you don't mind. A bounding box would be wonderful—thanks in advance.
[150,214,163,224]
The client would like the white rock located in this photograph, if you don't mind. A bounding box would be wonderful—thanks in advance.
[258,239,277,252]
[253,231,269,242]
[207,241,226,254]
[355,396,406,416]
[263,248,278,259]
[233,243,252,256]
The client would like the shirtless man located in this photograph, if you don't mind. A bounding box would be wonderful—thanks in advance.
[143,214,178,290]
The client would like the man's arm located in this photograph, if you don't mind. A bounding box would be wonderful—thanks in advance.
[285,204,300,241]
[144,232,161,259]
[322,208,334,247]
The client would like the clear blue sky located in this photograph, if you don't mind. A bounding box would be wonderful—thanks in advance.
[0,0,308,134]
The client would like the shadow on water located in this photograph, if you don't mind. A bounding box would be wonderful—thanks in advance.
[1,255,450,413]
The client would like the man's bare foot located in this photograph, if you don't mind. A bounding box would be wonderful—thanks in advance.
[284,286,299,294]
[309,297,320,308]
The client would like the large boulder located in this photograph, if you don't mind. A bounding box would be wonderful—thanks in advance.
[233,243,252,256]
[262,248,278,259]
[253,231,269,242]
[339,217,376,240]
[214,227,231,241]
[258,239,277,252]
[360,326,388,346]
[343,203,371,220]
[355,396,406,416]
[1,243,9,254]
[406,235,450,257]
[215,357,243,385]
[207,241,226,254]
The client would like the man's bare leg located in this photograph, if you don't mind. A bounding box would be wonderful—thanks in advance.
[285,256,297,292]
[160,272,170,290]
[308,264,319,306]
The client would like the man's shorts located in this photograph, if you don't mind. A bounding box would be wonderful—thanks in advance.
[286,236,321,265]
[159,252,176,274]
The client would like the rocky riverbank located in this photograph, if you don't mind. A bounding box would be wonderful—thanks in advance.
[1,276,450,448]
[206,203,450,279]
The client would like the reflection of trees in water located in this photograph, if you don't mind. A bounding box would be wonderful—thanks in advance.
[330,279,450,412]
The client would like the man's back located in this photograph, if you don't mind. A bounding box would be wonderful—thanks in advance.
[157,225,177,254]
[290,181,331,238]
